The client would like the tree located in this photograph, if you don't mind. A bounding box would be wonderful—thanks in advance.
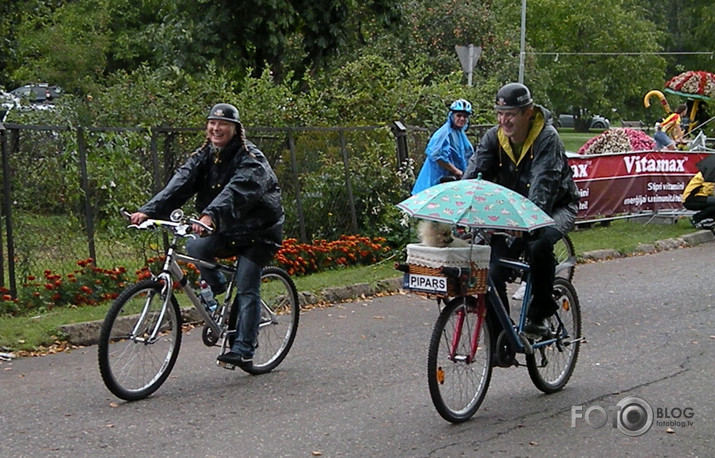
[644,0,714,75]
[12,0,112,94]
[524,0,668,125]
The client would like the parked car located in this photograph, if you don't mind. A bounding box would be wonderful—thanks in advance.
[557,112,610,130]
[9,83,63,108]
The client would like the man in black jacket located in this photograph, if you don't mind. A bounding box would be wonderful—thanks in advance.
[130,103,284,368]
[464,83,579,337]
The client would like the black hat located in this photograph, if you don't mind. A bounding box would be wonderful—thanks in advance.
[207,103,240,123]
[494,83,533,110]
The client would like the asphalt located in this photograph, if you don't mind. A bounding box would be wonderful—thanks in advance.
[55,228,715,347]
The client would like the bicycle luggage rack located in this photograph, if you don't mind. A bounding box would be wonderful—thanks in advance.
[396,244,490,298]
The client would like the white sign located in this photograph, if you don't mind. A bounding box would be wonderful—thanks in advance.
[406,274,448,293]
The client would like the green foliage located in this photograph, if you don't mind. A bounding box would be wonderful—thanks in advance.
[12,0,112,94]
[526,0,668,121]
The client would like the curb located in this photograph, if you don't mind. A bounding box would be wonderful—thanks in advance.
[58,277,404,347]
[58,231,714,347]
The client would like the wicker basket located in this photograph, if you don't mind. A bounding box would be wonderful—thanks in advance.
[403,244,490,297]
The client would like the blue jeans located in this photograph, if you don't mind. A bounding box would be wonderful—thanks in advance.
[185,235,228,293]
[228,255,263,358]
[654,130,673,149]
[186,236,263,358]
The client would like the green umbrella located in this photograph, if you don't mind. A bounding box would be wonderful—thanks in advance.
[397,176,554,231]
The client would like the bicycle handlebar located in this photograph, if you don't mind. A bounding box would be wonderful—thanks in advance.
[120,208,214,237]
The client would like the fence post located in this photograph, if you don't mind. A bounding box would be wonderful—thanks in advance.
[0,124,10,292]
[392,121,409,169]
[150,128,162,193]
[286,130,307,243]
[77,127,97,262]
[1,127,18,296]
[0,127,5,288]
[339,129,359,233]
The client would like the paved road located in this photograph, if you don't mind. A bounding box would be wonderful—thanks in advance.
[1,244,713,457]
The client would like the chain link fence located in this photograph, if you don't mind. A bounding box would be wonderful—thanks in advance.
[3,121,478,295]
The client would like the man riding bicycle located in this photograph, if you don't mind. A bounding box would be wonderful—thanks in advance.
[463,83,580,337]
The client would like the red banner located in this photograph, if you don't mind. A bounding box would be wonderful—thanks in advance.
[568,150,711,221]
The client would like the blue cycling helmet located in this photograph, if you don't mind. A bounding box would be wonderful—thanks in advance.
[449,99,472,115]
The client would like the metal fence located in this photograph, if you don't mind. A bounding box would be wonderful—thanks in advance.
[1,121,468,295]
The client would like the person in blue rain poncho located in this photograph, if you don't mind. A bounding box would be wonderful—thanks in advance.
[412,99,474,194]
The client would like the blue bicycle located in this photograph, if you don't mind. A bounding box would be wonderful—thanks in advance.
[400,229,582,423]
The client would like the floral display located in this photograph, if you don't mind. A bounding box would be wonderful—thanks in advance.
[0,259,130,316]
[0,236,393,316]
[665,71,715,99]
[577,128,656,155]
[274,235,391,277]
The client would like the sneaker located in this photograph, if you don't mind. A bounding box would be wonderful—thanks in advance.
[217,351,252,368]
[512,281,526,300]
[695,218,715,229]
[523,317,550,338]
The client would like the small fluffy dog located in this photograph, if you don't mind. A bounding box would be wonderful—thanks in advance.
[418,220,468,247]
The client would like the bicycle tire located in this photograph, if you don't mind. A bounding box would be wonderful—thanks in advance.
[554,233,576,282]
[427,296,493,423]
[242,266,300,375]
[98,279,182,401]
[526,278,581,393]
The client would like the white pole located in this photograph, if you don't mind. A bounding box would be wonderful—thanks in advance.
[467,45,474,87]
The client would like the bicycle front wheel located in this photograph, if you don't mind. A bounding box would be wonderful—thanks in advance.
[98,279,182,401]
[526,278,581,393]
[243,267,299,375]
[427,296,493,423]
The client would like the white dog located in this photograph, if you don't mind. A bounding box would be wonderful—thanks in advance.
[418,220,468,247]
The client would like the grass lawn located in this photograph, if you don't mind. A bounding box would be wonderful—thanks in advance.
[559,128,600,153]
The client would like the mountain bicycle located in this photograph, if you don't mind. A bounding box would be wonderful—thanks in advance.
[398,229,582,423]
[98,209,299,401]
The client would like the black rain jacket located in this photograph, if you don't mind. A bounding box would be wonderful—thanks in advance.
[139,135,284,254]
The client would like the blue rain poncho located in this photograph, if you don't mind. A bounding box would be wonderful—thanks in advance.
[411,112,474,195]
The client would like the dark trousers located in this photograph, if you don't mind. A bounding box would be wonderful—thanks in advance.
[489,227,562,322]
[684,196,715,223]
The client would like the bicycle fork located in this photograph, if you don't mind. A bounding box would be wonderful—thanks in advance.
[449,296,487,364]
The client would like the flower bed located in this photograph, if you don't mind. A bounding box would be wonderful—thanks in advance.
[0,235,393,316]
[577,128,656,155]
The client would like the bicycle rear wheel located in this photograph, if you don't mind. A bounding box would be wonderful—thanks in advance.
[427,296,493,423]
[526,278,581,393]
[98,279,182,401]
[243,267,300,375]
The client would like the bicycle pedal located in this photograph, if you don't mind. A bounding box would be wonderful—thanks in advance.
[216,360,236,370]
